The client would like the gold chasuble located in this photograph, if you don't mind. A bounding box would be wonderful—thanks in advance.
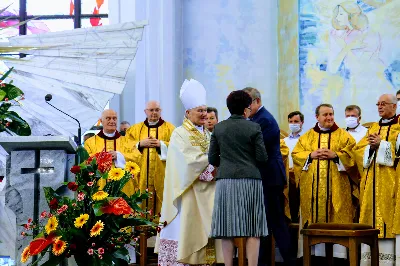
[125,119,175,219]
[84,130,141,196]
[155,118,223,265]
[292,123,357,226]
[353,116,400,238]
[280,139,291,220]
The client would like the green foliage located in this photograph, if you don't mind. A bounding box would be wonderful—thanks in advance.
[0,67,31,136]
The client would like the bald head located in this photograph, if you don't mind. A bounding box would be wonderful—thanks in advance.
[377,94,397,119]
[101,109,118,134]
[145,101,162,122]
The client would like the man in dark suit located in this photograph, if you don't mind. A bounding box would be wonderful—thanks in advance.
[243,87,294,266]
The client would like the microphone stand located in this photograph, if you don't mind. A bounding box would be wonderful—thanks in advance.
[45,101,82,163]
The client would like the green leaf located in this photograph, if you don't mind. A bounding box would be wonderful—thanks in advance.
[112,248,130,262]
[0,90,6,101]
[3,111,31,136]
[93,202,104,216]
[0,67,13,81]
[75,145,89,164]
[40,255,64,266]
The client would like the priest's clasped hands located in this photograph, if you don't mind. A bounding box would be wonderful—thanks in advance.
[139,136,161,148]
[310,148,338,160]
[368,133,381,150]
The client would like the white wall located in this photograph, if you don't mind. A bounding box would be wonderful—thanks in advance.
[109,0,279,125]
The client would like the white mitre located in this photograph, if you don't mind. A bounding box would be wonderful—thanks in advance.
[179,79,206,110]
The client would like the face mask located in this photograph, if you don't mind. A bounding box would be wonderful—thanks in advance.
[345,117,359,129]
[397,104,400,114]
[289,123,301,133]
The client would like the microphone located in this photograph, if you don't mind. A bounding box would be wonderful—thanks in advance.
[45,94,82,146]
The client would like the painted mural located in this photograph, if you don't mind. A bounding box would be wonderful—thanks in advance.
[299,0,400,129]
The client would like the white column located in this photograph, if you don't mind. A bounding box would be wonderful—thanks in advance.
[134,0,183,126]
[108,0,137,125]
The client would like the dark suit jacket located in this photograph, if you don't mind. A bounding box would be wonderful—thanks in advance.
[251,107,287,186]
[208,115,268,179]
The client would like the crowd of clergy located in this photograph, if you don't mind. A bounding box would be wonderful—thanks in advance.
[82,77,400,266]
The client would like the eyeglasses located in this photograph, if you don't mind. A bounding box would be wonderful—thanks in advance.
[376,102,396,107]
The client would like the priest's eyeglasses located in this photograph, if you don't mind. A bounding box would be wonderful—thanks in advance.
[146,108,161,112]
[376,102,396,107]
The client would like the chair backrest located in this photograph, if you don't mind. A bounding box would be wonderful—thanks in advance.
[362,122,374,129]
[280,129,289,139]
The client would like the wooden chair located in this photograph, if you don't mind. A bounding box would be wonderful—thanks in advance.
[233,236,276,266]
[301,223,379,266]
[135,225,155,266]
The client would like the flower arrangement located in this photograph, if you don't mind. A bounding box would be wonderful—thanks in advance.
[0,67,31,136]
[20,151,154,265]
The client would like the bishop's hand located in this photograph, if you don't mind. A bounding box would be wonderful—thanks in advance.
[139,137,154,148]
[368,133,381,150]
[108,150,117,160]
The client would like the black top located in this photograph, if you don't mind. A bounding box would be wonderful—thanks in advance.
[208,115,268,180]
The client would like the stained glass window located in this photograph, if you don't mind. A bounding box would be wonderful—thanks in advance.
[0,0,108,37]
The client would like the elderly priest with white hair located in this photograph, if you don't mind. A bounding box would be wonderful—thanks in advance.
[155,79,223,265]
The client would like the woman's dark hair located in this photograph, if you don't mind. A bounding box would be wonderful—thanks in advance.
[226,90,252,115]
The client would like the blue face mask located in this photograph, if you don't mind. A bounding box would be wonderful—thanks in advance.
[289,123,301,133]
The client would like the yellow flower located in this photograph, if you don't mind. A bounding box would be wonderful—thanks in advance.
[90,220,104,237]
[21,246,30,263]
[125,161,140,176]
[108,168,125,181]
[92,191,108,201]
[74,214,89,228]
[52,238,67,256]
[45,216,58,235]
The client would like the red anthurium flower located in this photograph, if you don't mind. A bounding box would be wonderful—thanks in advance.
[67,182,78,191]
[70,165,81,174]
[101,198,132,216]
[29,233,57,255]
[49,198,58,210]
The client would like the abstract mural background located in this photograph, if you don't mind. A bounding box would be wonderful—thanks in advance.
[298,0,400,129]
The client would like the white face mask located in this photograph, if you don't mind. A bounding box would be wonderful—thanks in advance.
[396,104,400,114]
[345,117,359,129]
[289,123,301,133]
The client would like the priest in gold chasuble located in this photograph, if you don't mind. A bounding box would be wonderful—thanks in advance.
[280,139,291,221]
[125,101,175,220]
[84,109,142,197]
[353,94,400,266]
[292,104,357,259]
[155,79,223,265]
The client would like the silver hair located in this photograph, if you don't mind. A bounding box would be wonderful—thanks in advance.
[242,87,261,101]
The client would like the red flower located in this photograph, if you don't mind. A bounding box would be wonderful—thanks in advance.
[49,198,58,210]
[29,233,57,255]
[4,98,8,101]
[70,165,81,174]
[5,122,9,127]
[156,226,161,233]
[87,181,94,187]
[27,218,33,224]
[40,211,47,218]
[101,198,132,216]
[77,192,85,201]
[87,248,94,255]
[163,221,168,227]
[87,152,113,173]
[21,231,26,236]
[67,182,78,191]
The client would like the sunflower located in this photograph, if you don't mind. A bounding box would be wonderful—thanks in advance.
[125,161,140,176]
[21,246,30,263]
[92,191,109,201]
[45,216,58,235]
[52,238,68,256]
[108,168,125,181]
[90,220,105,237]
[74,214,89,228]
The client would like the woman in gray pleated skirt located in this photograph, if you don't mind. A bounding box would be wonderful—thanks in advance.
[208,90,268,266]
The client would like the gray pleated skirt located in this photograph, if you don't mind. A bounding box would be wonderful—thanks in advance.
[210,178,268,238]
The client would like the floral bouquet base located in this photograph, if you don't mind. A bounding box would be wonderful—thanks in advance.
[20,151,155,265]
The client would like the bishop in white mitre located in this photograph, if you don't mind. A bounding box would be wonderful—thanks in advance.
[155,79,223,265]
